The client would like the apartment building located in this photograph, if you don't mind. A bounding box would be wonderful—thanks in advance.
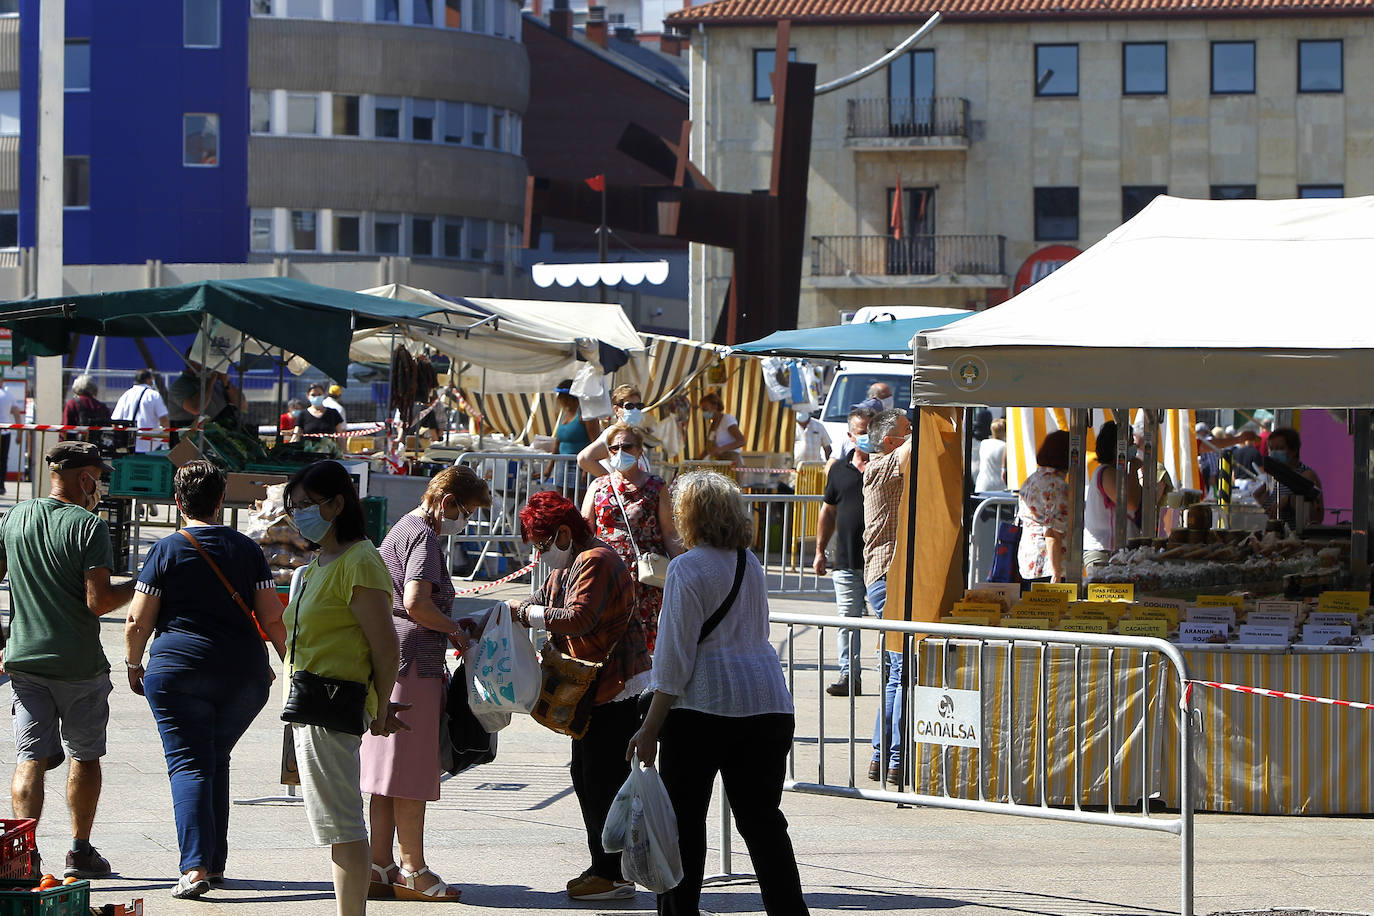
[666,0,1374,332]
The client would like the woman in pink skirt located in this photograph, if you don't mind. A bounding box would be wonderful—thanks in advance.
[361,466,490,901]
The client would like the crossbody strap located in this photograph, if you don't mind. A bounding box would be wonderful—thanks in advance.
[698,547,746,645]
[179,528,266,640]
[606,478,644,562]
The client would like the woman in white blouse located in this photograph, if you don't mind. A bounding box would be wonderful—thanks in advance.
[627,471,808,916]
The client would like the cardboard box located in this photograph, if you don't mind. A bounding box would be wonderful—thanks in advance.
[224,472,288,505]
[167,437,200,468]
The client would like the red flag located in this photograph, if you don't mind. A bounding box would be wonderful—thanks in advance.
[890,171,904,240]
[585,174,606,192]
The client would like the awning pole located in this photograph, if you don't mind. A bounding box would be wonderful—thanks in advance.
[1141,410,1160,539]
[275,348,286,448]
[895,405,922,793]
[1113,406,1130,553]
[961,407,974,585]
[195,314,209,457]
[1352,409,1370,587]
[1066,409,1088,583]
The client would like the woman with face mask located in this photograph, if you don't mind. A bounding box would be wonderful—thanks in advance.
[579,423,681,654]
[698,392,746,465]
[360,466,491,901]
[575,384,648,478]
[291,383,345,444]
[509,491,650,901]
[282,460,409,916]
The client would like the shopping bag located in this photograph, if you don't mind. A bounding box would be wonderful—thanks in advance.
[440,662,499,775]
[569,364,613,419]
[987,520,1023,583]
[467,602,541,717]
[619,752,683,893]
[600,769,636,853]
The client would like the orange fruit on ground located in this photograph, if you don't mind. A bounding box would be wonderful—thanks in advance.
[62,876,78,884]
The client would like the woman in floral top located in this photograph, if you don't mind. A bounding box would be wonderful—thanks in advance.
[1017,430,1071,582]
[581,422,681,651]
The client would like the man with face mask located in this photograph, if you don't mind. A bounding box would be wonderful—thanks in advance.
[0,441,136,879]
[792,409,831,466]
[814,407,874,696]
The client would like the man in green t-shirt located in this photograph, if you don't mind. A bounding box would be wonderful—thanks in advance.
[0,441,135,879]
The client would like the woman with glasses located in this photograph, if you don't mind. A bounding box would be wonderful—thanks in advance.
[361,466,492,902]
[576,384,649,478]
[581,423,680,652]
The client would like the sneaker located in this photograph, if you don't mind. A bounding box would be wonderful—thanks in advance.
[566,871,635,901]
[64,845,111,879]
[172,873,210,899]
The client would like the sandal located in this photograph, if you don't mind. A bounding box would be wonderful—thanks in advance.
[172,873,210,899]
[393,865,462,902]
[368,862,399,900]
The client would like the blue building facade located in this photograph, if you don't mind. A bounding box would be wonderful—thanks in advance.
[19,0,249,264]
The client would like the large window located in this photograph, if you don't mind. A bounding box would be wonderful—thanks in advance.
[375,216,401,254]
[64,157,90,208]
[184,0,220,47]
[65,40,90,92]
[1210,184,1256,200]
[1121,185,1166,222]
[411,99,435,141]
[290,210,318,251]
[250,210,273,251]
[334,0,366,19]
[470,0,485,33]
[375,0,400,21]
[1034,44,1078,97]
[284,0,322,16]
[888,49,934,135]
[752,48,796,101]
[414,0,434,25]
[1211,41,1255,94]
[183,114,219,166]
[1298,184,1343,198]
[468,104,487,146]
[250,91,272,133]
[0,90,18,136]
[1034,187,1078,241]
[411,217,434,256]
[1298,40,1342,93]
[0,212,17,249]
[333,94,360,136]
[442,218,463,258]
[335,214,362,252]
[445,0,461,27]
[0,0,17,15]
[468,218,487,260]
[491,110,504,150]
[1122,42,1166,95]
[287,94,318,135]
[375,98,401,139]
[443,101,464,143]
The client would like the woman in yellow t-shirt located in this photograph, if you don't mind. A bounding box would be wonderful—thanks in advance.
[283,460,406,916]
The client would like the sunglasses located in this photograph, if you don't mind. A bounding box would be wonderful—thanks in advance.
[608,442,642,453]
[620,402,647,411]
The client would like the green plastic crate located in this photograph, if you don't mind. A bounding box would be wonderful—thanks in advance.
[108,454,173,499]
[242,462,303,477]
[0,878,90,916]
[362,495,387,546]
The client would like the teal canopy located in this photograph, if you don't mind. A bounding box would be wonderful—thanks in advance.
[730,314,970,362]
[0,277,453,381]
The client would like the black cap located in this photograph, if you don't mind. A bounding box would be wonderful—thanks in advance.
[45,441,115,473]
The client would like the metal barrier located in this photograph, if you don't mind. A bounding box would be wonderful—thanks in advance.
[744,493,828,596]
[766,612,1196,916]
[967,494,1019,588]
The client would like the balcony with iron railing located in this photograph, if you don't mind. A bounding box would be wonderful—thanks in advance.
[845,97,972,150]
[808,234,1007,288]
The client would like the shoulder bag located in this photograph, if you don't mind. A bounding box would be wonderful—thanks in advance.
[607,479,670,589]
[279,575,370,736]
[698,548,746,645]
[179,529,277,682]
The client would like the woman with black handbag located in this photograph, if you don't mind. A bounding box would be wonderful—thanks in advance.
[282,460,409,916]
[627,471,808,916]
[510,490,651,901]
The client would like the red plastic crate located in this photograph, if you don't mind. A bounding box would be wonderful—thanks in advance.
[0,821,36,880]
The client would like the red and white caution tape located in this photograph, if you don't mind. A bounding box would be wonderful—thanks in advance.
[1188,679,1373,711]
[0,423,171,434]
[300,424,385,439]
[451,560,536,595]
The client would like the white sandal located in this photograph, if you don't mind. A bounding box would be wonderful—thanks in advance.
[368,862,398,900]
[393,865,462,902]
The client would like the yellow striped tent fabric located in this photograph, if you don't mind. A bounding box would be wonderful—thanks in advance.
[639,333,723,409]
[1005,409,1199,490]
[794,460,827,564]
[456,389,559,441]
[682,357,795,461]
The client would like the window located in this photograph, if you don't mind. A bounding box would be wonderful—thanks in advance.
[284,0,322,16]
[250,209,274,251]
[183,114,219,166]
[65,40,90,91]
[184,0,220,47]
[0,212,17,249]
[290,210,317,251]
[442,101,464,143]
[1121,185,1166,222]
[64,157,90,208]
[335,0,366,19]
[333,94,360,136]
[468,218,488,260]
[471,0,485,32]
[251,0,271,14]
[491,110,504,150]
[509,112,521,154]
[442,218,462,257]
[335,214,361,252]
[468,104,487,146]
[1298,40,1342,93]
[413,0,434,25]
[376,0,400,21]
[1034,187,1078,241]
[1298,184,1343,198]
[0,90,18,136]
[287,94,317,135]
[1211,41,1255,94]
[0,0,17,14]
[375,98,401,139]
[375,217,401,254]
[1122,42,1166,95]
[250,90,272,133]
[1210,185,1256,200]
[887,49,934,135]
[411,217,434,256]
[752,48,796,101]
[411,99,435,142]
[1035,44,1077,97]
[445,0,460,27]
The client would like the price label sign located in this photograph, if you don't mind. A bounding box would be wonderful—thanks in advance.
[1235,625,1290,646]
[953,601,1002,618]
[1009,617,1050,630]
[969,583,1020,605]
[1176,622,1228,643]
[1087,583,1135,603]
[1031,582,1079,600]
[1187,606,1236,628]
[1058,617,1109,633]
[942,615,989,626]
[1133,605,1180,628]
[1022,591,1070,610]
[1318,591,1369,613]
[1195,595,1243,611]
[1118,619,1168,639]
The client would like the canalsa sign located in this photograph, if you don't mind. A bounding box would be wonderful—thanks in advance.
[910,686,981,748]
[1012,244,1081,296]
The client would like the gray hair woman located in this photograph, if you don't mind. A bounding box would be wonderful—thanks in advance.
[627,471,808,915]
[62,374,110,439]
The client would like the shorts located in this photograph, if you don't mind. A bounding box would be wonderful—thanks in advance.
[291,723,366,846]
[11,672,113,763]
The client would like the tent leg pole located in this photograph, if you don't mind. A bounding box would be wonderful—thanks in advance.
[895,406,922,794]
[275,348,286,448]
[1113,406,1130,554]
[1067,409,1088,585]
[961,407,973,587]
[1141,410,1159,539]
[1352,409,1371,588]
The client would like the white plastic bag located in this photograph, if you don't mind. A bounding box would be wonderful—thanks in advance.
[569,364,613,420]
[601,769,636,853]
[619,753,683,893]
[467,602,540,717]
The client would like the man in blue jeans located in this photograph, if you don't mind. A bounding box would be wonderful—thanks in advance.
[814,407,874,696]
[860,409,912,784]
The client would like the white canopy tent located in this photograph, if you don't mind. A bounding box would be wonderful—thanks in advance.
[912,195,1374,409]
[350,284,647,392]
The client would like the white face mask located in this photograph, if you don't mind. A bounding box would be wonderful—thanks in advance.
[440,505,470,536]
[621,407,645,427]
[540,528,575,569]
[879,396,895,411]
[795,411,809,423]
[82,472,104,511]
[611,448,639,472]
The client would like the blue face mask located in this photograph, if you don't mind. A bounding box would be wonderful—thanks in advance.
[1269,448,1288,464]
[291,505,333,544]
[622,407,645,427]
[611,448,638,471]
[309,395,326,408]
[854,434,873,454]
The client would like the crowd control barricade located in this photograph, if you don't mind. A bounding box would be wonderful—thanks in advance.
[967,494,1019,588]
[765,612,1197,916]
[742,493,828,596]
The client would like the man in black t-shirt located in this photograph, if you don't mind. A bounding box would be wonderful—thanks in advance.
[813,406,874,698]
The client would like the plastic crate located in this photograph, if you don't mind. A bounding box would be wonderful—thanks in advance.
[0,878,89,916]
[108,455,173,499]
[242,462,303,477]
[95,498,132,530]
[361,495,387,546]
[0,821,36,880]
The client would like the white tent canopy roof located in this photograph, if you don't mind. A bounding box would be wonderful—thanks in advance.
[912,195,1374,409]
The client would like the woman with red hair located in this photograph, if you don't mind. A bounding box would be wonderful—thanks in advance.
[510,491,650,901]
